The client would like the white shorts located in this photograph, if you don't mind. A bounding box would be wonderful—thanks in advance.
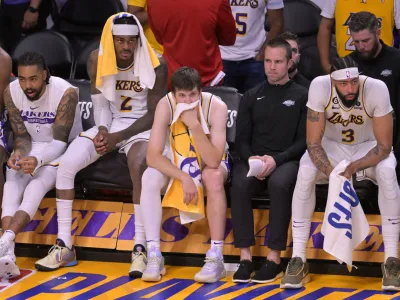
[302,137,397,184]
[79,120,150,155]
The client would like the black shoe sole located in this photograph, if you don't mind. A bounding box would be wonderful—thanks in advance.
[129,270,143,278]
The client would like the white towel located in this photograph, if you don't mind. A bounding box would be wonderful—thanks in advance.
[171,100,210,134]
[321,160,370,271]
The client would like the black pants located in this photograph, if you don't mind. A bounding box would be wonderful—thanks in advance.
[230,159,299,250]
[0,1,50,53]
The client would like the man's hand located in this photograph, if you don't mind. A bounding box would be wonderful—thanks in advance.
[340,164,355,180]
[7,151,23,171]
[18,156,38,174]
[181,174,198,206]
[22,10,39,29]
[93,129,109,155]
[256,155,276,180]
[180,108,200,129]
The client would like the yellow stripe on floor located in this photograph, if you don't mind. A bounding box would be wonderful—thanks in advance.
[0,258,399,299]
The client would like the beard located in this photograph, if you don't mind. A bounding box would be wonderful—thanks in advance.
[23,83,45,101]
[288,59,299,73]
[358,38,380,60]
[336,88,360,108]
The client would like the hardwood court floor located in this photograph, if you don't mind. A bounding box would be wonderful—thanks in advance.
[1,257,400,299]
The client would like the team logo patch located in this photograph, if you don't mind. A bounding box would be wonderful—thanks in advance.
[346,70,351,78]
[282,100,295,107]
[0,269,35,292]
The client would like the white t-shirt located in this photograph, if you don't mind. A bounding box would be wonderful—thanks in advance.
[307,75,392,145]
[220,0,284,61]
[321,0,400,29]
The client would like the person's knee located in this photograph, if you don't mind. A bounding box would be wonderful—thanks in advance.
[268,164,298,192]
[128,149,147,182]
[141,168,164,193]
[56,148,87,190]
[20,179,47,219]
[202,167,225,194]
[376,164,398,201]
[295,165,317,201]
[1,181,21,218]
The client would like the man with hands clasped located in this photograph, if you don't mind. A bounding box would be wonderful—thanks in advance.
[230,38,308,284]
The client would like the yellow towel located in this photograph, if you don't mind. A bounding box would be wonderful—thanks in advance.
[162,94,211,225]
[96,12,160,102]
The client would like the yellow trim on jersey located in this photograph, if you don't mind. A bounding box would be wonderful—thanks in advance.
[79,132,94,140]
[166,93,175,126]
[117,65,134,72]
[361,77,373,119]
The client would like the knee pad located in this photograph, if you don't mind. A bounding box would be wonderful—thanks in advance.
[295,166,317,201]
[141,168,168,192]
[56,154,86,190]
[377,166,398,201]
[2,181,22,218]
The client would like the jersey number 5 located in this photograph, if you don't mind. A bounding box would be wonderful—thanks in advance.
[120,96,133,112]
[342,129,355,143]
[235,13,248,36]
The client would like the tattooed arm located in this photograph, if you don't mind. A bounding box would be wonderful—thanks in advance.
[4,85,31,157]
[29,87,78,169]
[343,113,392,178]
[306,108,333,177]
[111,57,168,144]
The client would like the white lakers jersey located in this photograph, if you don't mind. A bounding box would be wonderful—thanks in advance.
[110,64,149,121]
[10,76,82,143]
[307,75,393,145]
[220,0,284,61]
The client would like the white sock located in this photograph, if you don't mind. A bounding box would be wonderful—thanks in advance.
[134,204,146,249]
[56,199,73,249]
[382,216,400,261]
[291,218,311,262]
[211,240,224,256]
[3,230,15,243]
[140,167,169,255]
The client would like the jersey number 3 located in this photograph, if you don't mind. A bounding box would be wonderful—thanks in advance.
[342,129,355,143]
[120,96,133,112]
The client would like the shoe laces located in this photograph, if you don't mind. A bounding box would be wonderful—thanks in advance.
[48,245,63,262]
[203,256,220,271]
[287,258,302,275]
[132,251,147,263]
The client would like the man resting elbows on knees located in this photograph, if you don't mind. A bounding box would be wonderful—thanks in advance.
[140,67,230,283]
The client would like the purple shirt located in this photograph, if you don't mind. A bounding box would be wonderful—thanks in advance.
[3,0,31,4]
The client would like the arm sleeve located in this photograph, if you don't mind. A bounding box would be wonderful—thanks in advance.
[235,92,254,161]
[92,94,112,129]
[34,139,67,168]
[321,0,336,19]
[216,0,236,46]
[266,0,284,10]
[306,76,331,113]
[128,0,146,7]
[364,78,393,117]
[273,92,307,166]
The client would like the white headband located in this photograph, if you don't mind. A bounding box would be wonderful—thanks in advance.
[112,24,139,36]
[331,67,360,80]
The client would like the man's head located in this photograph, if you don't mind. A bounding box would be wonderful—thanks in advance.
[17,52,49,101]
[113,16,139,64]
[171,67,202,104]
[264,38,292,84]
[278,32,300,73]
[330,56,360,105]
[349,11,381,60]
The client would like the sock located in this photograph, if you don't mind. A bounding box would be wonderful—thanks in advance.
[134,204,146,250]
[56,199,73,249]
[382,216,400,261]
[211,240,224,257]
[291,218,311,262]
[2,230,15,243]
